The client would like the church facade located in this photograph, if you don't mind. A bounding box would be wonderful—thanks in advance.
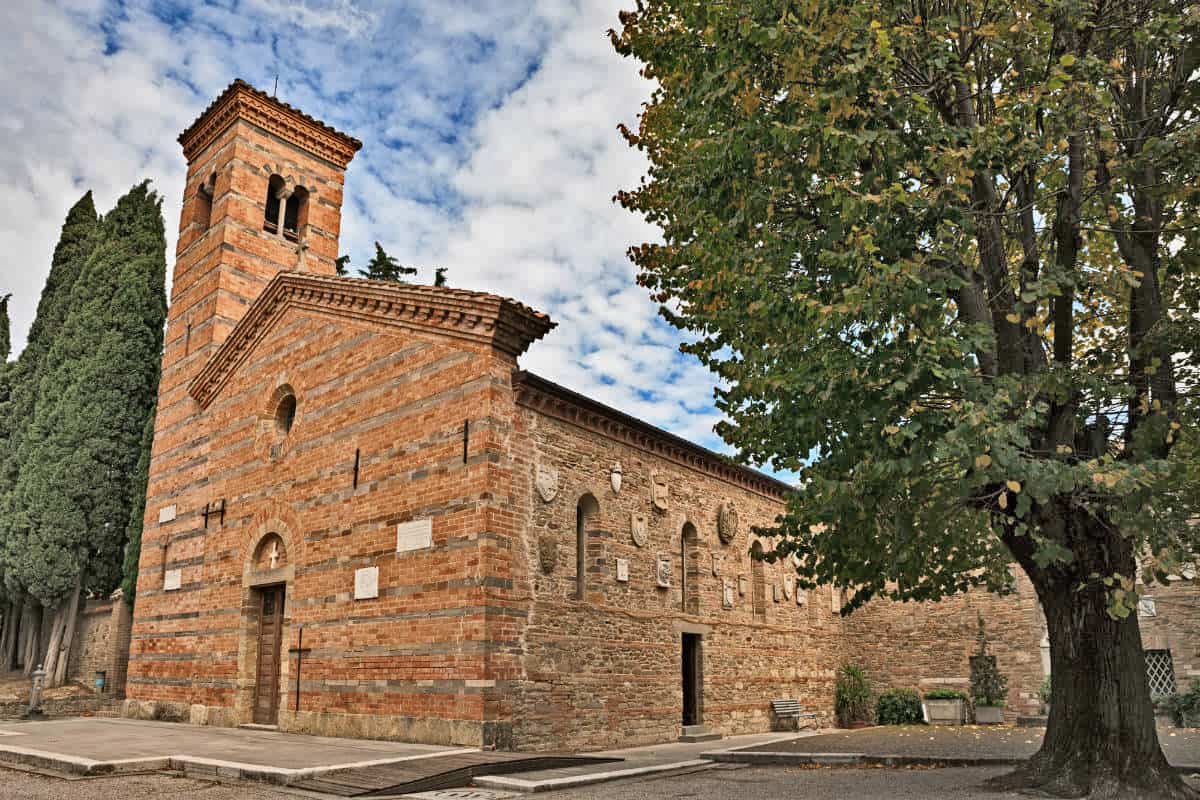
[125,82,1196,752]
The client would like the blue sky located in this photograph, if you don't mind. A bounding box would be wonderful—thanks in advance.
[1,0,790,479]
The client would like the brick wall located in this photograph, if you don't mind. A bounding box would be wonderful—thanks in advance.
[66,599,114,690]
[505,384,843,751]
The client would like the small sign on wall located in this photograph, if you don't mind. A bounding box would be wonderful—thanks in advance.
[163,568,182,592]
[158,505,177,524]
[722,580,734,609]
[354,566,379,600]
[615,558,630,583]
[396,519,433,553]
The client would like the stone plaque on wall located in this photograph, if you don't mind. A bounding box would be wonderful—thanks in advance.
[783,579,793,601]
[538,535,558,573]
[773,584,781,602]
[354,566,379,600]
[158,505,177,524]
[650,471,669,512]
[722,579,734,609]
[717,502,739,545]
[738,574,748,596]
[796,583,807,605]
[535,464,559,502]
[711,553,722,576]
[656,556,672,588]
[396,519,433,553]
[616,558,629,583]
[630,512,649,548]
[163,568,181,592]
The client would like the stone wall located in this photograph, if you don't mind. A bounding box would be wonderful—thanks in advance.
[507,382,843,751]
[845,571,1048,720]
[66,598,115,691]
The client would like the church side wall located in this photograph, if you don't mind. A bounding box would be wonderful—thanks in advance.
[508,404,844,752]
[127,311,518,747]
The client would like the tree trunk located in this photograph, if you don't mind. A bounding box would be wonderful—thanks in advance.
[994,508,1194,799]
[0,602,14,670]
[41,605,67,687]
[21,606,40,675]
[5,601,26,671]
[52,581,82,688]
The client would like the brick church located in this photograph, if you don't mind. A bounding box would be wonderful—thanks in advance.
[125,81,1198,751]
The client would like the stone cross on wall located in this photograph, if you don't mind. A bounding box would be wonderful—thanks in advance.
[269,541,280,569]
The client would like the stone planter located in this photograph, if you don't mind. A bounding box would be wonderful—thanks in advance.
[974,705,1004,724]
[924,698,965,725]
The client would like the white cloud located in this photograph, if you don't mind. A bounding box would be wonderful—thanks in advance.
[0,0,784,477]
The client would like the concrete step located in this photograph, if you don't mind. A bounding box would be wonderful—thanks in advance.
[678,725,722,743]
[237,723,279,732]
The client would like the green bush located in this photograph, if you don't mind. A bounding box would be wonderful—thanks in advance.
[1038,677,1052,707]
[924,688,967,701]
[969,617,1009,708]
[875,688,924,725]
[834,663,872,727]
[1160,680,1200,727]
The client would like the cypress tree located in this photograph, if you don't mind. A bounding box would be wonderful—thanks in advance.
[0,193,98,621]
[358,242,416,282]
[6,182,166,609]
[120,405,156,602]
[0,293,10,362]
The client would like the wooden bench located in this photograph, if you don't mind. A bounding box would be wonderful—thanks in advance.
[770,698,817,731]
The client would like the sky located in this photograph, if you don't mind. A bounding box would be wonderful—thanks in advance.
[0,0,789,479]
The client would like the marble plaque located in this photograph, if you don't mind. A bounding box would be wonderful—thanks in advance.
[354,566,379,600]
[616,558,629,583]
[722,579,735,609]
[396,519,433,553]
[163,568,181,592]
[711,553,722,576]
[158,505,177,524]
[738,574,748,596]
[656,556,672,588]
[796,584,807,605]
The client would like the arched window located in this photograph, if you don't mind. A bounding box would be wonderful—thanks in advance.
[751,541,767,620]
[264,174,286,234]
[681,521,699,614]
[575,493,599,600]
[275,391,297,435]
[283,186,308,241]
[196,172,216,230]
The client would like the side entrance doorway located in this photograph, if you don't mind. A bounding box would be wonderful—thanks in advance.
[253,584,285,725]
[682,632,702,726]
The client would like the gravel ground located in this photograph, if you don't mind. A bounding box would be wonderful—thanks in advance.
[539,764,1200,799]
[744,724,1200,765]
[0,767,299,800]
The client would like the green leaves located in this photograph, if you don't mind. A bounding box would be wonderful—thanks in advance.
[614,0,1200,606]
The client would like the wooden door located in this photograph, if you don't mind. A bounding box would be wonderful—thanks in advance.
[253,585,285,724]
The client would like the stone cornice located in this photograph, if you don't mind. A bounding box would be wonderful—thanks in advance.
[189,274,556,409]
[513,371,794,501]
[179,79,362,168]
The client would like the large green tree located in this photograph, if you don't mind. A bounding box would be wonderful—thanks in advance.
[0,192,99,669]
[4,183,165,653]
[0,293,11,363]
[614,2,1199,797]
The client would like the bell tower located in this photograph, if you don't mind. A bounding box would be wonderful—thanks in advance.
[167,79,361,388]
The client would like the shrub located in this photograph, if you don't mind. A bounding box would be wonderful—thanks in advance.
[875,688,924,725]
[834,663,872,726]
[1160,680,1200,727]
[969,616,1009,708]
[1038,677,1052,707]
[924,688,967,701]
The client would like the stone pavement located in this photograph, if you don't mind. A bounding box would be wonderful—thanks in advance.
[0,717,469,782]
[708,724,1200,770]
[475,731,804,792]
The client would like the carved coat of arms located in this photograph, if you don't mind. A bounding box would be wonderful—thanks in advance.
[538,535,558,573]
[630,512,649,548]
[535,465,559,503]
[656,555,672,587]
[717,502,739,545]
[650,470,669,512]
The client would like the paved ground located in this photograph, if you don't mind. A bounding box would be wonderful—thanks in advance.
[741,724,1200,766]
[3,763,1199,800]
[0,717,455,769]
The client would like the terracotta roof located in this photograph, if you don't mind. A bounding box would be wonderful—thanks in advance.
[178,79,362,167]
[513,371,796,500]
[189,273,556,409]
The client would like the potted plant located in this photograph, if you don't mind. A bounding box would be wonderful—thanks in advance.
[969,616,1009,724]
[834,663,872,728]
[923,688,967,725]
